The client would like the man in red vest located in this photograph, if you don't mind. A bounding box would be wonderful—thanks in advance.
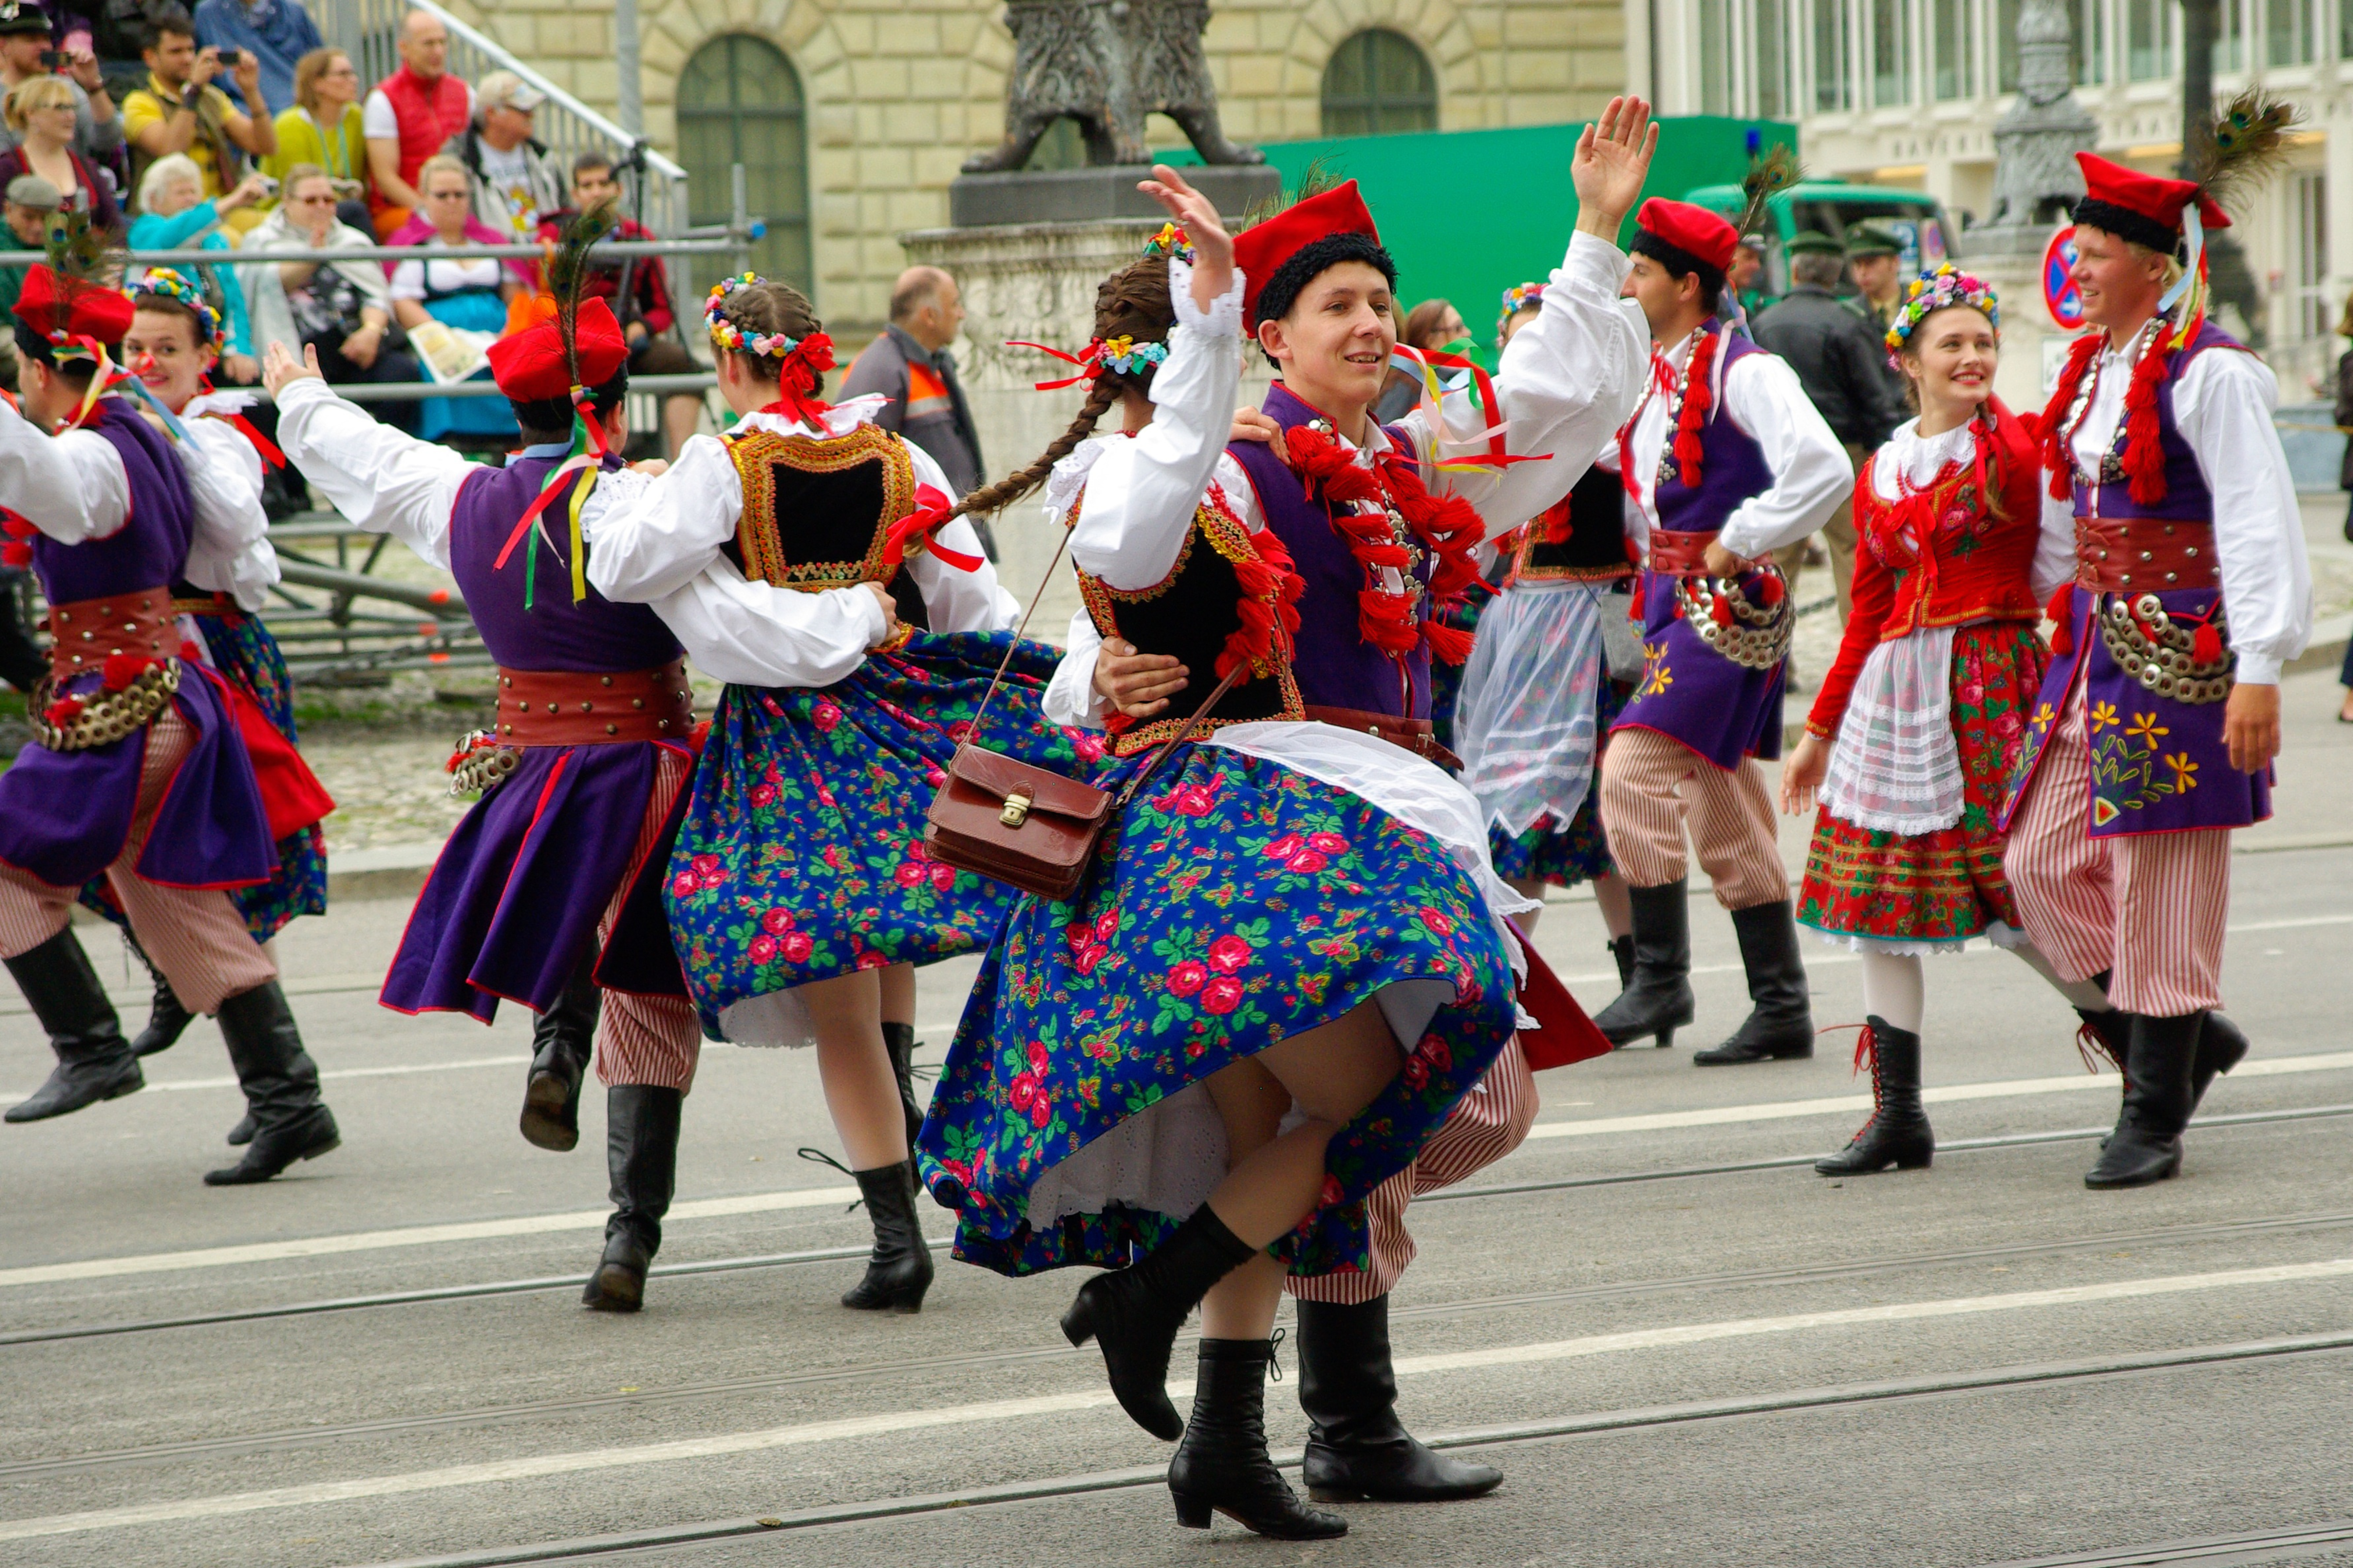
[362,9,472,239]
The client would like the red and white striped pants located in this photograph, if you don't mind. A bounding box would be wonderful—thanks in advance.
[0,705,275,1013]
[586,745,703,1093]
[2002,685,2230,1016]
[1288,1035,1538,1304]
[1599,726,1788,909]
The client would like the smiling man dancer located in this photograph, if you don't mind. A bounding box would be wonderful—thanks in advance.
[2003,143,2310,1189]
[1589,198,1850,1064]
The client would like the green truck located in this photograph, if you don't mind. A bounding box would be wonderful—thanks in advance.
[1681,180,1964,298]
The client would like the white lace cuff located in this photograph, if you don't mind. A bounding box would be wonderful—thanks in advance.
[1170,255,1245,339]
[1040,436,1114,528]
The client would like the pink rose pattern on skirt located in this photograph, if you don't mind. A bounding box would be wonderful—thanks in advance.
[918,744,1517,1280]
[665,631,1080,1032]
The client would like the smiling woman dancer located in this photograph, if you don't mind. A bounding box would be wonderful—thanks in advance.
[920,107,1649,1540]
[1780,265,2162,1178]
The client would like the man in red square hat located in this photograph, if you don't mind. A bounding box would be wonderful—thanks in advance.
[2000,140,2311,1188]
[1585,197,1852,1066]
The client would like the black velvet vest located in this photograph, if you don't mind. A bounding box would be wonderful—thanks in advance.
[723,422,928,628]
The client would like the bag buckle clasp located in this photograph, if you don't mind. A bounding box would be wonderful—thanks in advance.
[999,791,1033,828]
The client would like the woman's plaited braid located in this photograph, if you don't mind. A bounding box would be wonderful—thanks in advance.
[715,278,820,384]
[947,255,1175,522]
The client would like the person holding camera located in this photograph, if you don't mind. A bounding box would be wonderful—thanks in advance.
[123,4,275,234]
[0,2,119,161]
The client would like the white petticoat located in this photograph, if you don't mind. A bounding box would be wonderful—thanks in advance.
[1818,625,1964,835]
[1452,579,1611,838]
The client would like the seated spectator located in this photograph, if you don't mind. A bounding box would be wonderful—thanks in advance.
[126,151,262,381]
[123,5,276,235]
[0,2,121,160]
[362,8,468,239]
[536,149,700,454]
[0,171,57,389]
[190,0,319,123]
[263,45,365,230]
[457,70,560,247]
[388,151,515,441]
[0,72,118,228]
[243,161,416,430]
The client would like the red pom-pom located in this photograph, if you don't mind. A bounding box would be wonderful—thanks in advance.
[43,694,84,726]
[2192,620,2223,666]
[101,653,153,692]
[1709,594,1734,628]
[2043,583,2077,658]
[1755,572,1785,606]
[0,539,27,569]
[1420,618,1475,666]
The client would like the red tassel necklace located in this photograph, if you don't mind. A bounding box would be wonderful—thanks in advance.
[1283,421,1489,666]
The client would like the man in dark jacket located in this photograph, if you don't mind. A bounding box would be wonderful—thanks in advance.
[840,265,995,556]
[1749,231,1904,625]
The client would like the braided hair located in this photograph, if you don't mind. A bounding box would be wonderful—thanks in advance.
[711,277,822,384]
[946,255,1174,522]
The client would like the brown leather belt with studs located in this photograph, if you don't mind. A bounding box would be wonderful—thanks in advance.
[1301,705,1463,772]
[44,588,177,683]
[492,658,696,745]
[1643,529,1715,577]
[2073,516,2220,594]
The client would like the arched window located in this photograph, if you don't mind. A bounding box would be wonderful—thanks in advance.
[677,35,811,291]
[1320,29,1438,136]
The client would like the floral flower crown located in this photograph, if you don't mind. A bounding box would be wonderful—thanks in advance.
[1886,264,1999,368]
[1097,334,1169,375]
[1142,222,1196,264]
[704,273,801,358]
[1499,282,1545,318]
[124,267,222,345]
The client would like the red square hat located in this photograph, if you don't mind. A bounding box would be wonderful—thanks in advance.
[1633,198,1739,273]
[1231,179,1385,329]
[2072,153,2231,249]
[485,296,630,402]
[11,265,135,349]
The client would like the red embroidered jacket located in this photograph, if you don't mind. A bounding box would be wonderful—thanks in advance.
[1806,404,2045,737]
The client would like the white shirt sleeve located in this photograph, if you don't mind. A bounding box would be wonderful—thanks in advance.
[178,417,278,612]
[0,399,129,544]
[1043,608,1108,728]
[275,376,474,572]
[2030,488,2078,607]
[582,434,741,602]
[897,439,1021,633]
[1713,352,1854,559]
[389,259,427,302]
[1395,231,1648,531]
[2172,347,2312,684]
[361,89,396,140]
[1066,257,1245,591]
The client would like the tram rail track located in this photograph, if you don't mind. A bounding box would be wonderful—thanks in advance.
[332,1330,2353,1568]
[5,1100,2345,1354]
[8,1205,2352,1484]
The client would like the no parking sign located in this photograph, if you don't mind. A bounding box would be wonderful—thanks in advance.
[2043,226,2084,329]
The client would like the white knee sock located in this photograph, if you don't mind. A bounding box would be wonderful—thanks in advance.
[2008,941,2111,1013]
[1859,950,1925,1035]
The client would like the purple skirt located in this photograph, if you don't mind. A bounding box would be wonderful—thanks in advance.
[0,662,276,891]
[381,738,689,1021]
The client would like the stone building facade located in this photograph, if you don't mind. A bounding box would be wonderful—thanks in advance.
[437,0,1627,335]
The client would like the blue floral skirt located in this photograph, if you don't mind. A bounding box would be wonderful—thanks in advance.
[78,610,327,942]
[664,630,1082,1035]
[918,741,1518,1281]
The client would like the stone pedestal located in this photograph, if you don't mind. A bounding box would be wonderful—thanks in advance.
[1968,226,2080,408]
[949,164,1280,228]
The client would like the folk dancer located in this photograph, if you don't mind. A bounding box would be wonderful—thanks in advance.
[0,255,339,1184]
[1589,198,1851,1062]
[2002,141,2309,1189]
[929,117,1645,1539]
[584,272,1069,1316]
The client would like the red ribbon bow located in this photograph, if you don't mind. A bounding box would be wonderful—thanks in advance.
[1005,339,1103,392]
[881,482,984,574]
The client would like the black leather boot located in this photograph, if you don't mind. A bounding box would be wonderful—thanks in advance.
[1168,1338,1347,1539]
[225,1111,256,1146]
[881,1021,924,1149]
[4,927,142,1122]
[841,1160,934,1312]
[520,962,599,1153]
[2192,1010,2247,1112]
[1297,1295,1501,1502]
[1607,934,1635,990]
[1592,880,1694,1049]
[124,930,194,1059]
[2085,1012,2200,1189]
[1061,1204,1257,1440]
[1693,900,1814,1065]
[204,982,339,1184]
[582,1084,682,1311]
[1814,1018,1932,1175]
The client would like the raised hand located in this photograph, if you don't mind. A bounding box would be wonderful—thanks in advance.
[261,340,323,397]
[1573,95,1658,240]
[1136,164,1235,316]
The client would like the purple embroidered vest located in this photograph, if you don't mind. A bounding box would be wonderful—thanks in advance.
[447,455,683,673]
[30,400,194,605]
[1650,332,1774,537]
[1224,384,1431,720]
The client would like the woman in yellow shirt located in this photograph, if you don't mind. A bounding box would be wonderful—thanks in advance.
[264,48,368,228]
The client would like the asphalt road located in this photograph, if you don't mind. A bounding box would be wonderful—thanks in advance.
[3,669,2350,1568]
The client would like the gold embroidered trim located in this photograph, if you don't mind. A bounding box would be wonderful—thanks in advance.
[725,422,917,591]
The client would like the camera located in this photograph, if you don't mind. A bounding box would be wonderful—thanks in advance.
[215,47,240,65]
[37,49,64,69]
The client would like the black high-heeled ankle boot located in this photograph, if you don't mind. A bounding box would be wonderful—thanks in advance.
[520,963,599,1153]
[583,1085,681,1311]
[1592,880,1693,1049]
[1061,1204,1256,1440]
[841,1160,933,1312]
[1168,1338,1347,1539]
[881,1021,924,1149]
[1814,1017,1932,1175]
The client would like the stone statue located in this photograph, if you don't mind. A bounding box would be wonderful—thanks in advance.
[964,0,1264,173]
[1979,0,2096,239]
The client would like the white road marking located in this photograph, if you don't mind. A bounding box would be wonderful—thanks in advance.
[6,1256,2351,1541]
